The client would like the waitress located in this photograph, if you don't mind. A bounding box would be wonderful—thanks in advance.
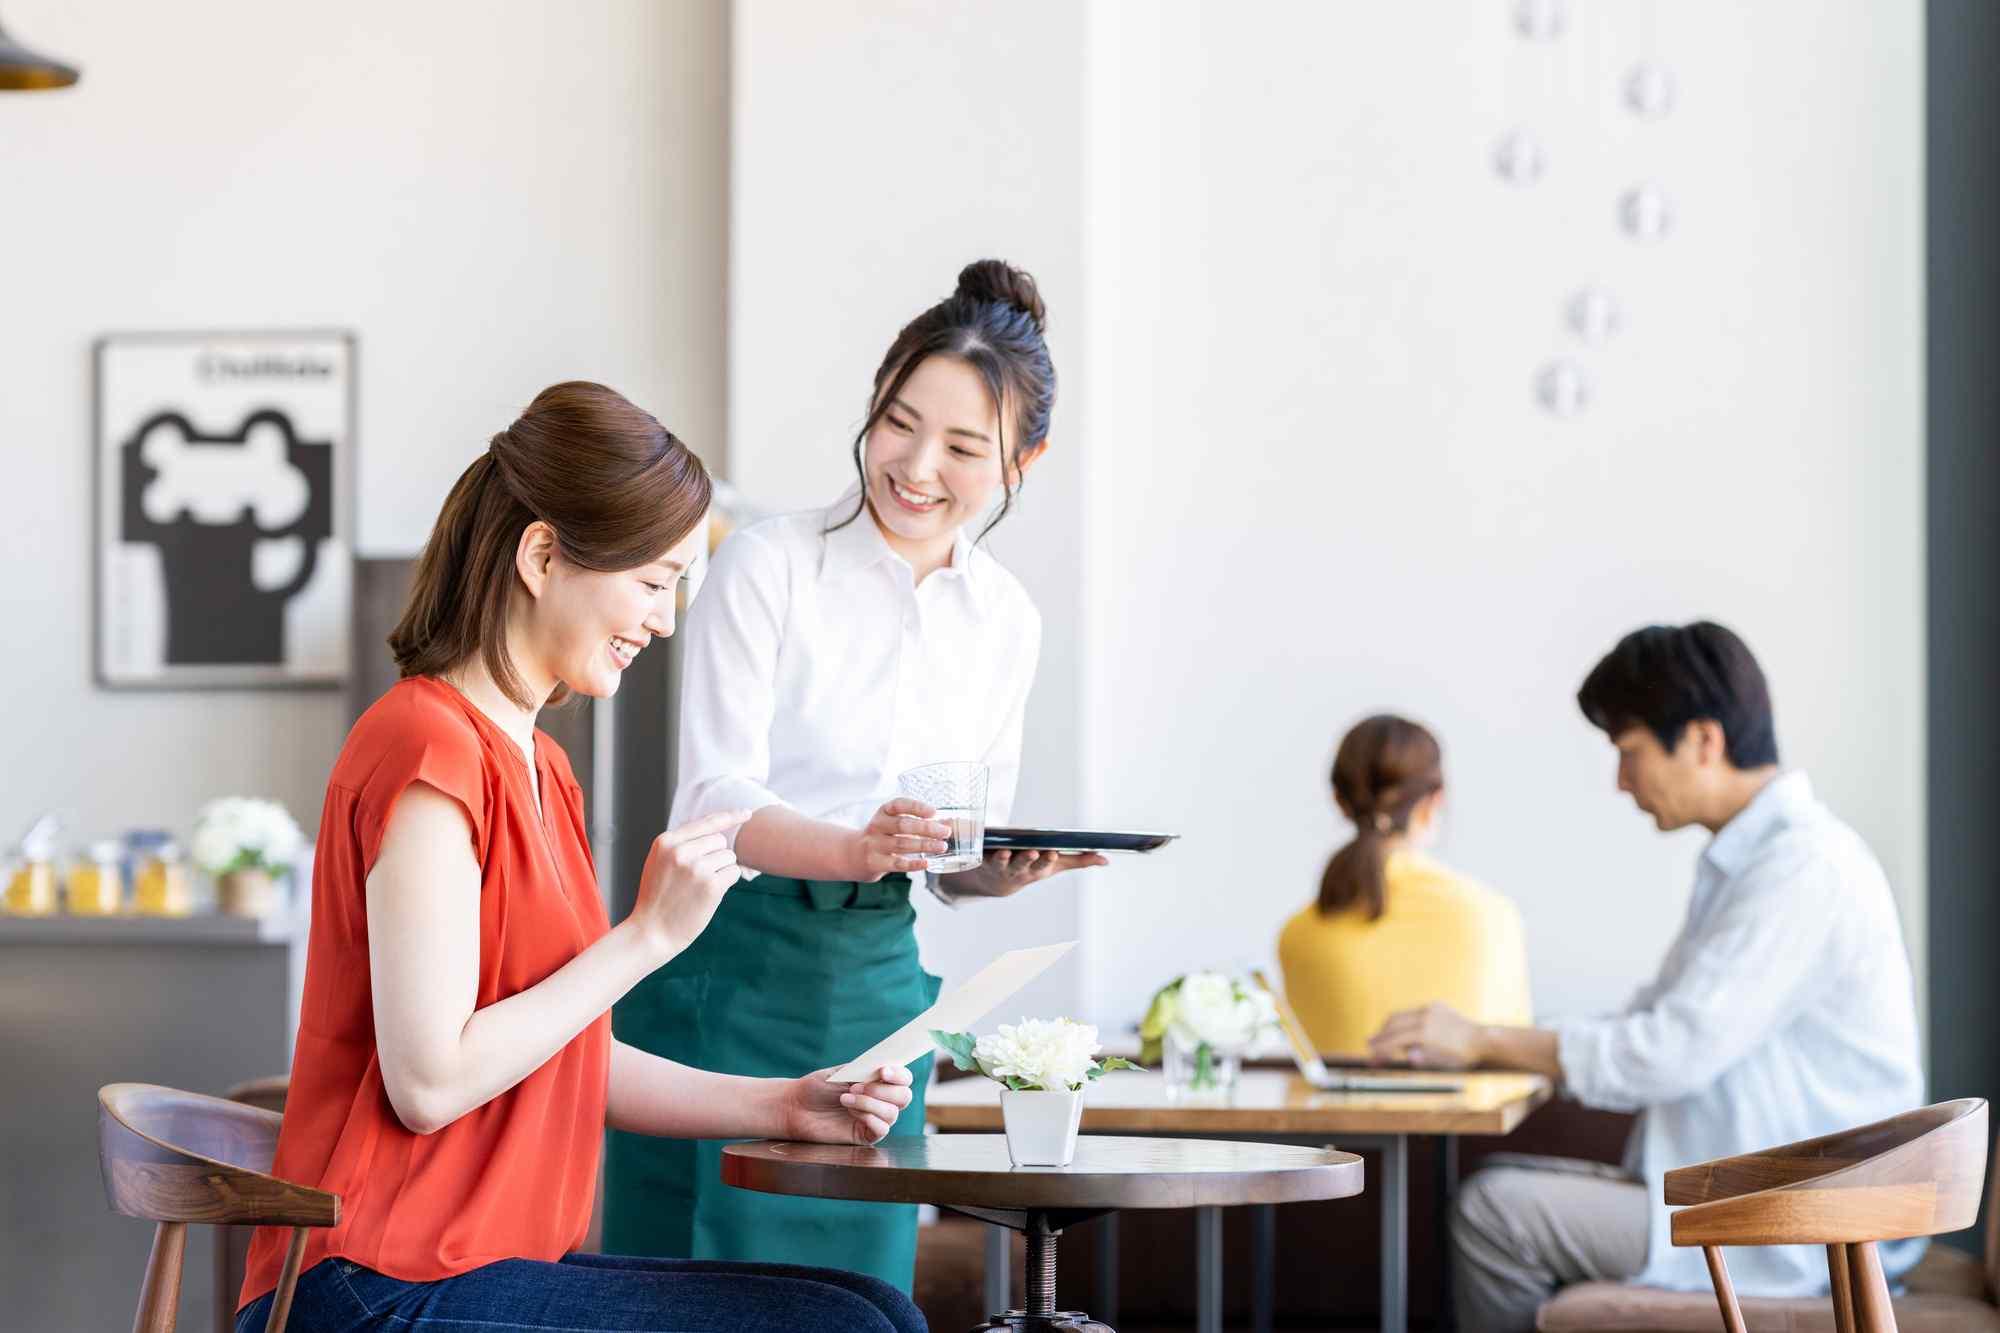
[604,260,1104,1289]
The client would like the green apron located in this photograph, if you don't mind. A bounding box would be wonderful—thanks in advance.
[603,873,941,1291]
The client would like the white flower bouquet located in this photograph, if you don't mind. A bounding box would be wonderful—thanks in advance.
[933,1018,1140,1167]
[932,1018,1139,1092]
[1139,971,1280,1093]
[191,797,305,878]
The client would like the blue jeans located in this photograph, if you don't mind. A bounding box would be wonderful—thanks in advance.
[235,1253,927,1333]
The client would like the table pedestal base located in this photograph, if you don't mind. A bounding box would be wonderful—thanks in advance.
[971,1313,1112,1332]
[951,1206,1116,1333]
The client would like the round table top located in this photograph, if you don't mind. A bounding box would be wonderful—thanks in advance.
[720,1134,1364,1211]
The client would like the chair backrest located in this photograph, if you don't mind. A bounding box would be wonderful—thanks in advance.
[1668,1099,1987,1249]
[98,1083,335,1333]
[1667,1099,1988,1333]
[214,1077,293,1333]
[100,1082,334,1227]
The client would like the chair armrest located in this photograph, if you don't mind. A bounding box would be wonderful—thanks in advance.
[1670,1180,1944,1247]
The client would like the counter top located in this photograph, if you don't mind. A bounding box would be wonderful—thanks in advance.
[0,912,300,945]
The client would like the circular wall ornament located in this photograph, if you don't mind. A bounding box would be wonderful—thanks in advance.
[1535,359,1591,417]
[1513,0,1567,41]
[1566,286,1622,344]
[1623,60,1676,119]
[1493,128,1548,186]
[1618,183,1674,242]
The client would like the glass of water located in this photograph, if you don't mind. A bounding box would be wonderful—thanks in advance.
[896,761,989,874]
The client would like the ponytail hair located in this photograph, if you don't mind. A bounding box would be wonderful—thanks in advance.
[1317,715,1445,920]
[389,381,711,708]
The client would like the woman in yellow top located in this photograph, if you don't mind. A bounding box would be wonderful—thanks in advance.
[1277,714,1532,1056]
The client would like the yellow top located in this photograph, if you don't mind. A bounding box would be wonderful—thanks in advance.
[1276,850,1532,1056]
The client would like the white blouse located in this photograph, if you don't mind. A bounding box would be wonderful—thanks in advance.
[671,491,1042,879]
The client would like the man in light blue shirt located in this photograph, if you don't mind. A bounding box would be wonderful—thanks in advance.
[1370,621,1924,1331]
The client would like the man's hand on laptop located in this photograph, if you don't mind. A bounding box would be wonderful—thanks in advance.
[1368,1002,1482,1070]
[1369,1006,1566,1079]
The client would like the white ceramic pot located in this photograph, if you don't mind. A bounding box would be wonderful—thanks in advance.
[1000,1088,1084,1167]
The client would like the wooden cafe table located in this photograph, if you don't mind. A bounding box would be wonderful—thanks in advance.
[927,1068,1553,1333]
[723,1134,1362,1332]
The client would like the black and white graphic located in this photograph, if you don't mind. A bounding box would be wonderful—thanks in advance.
[96,333,353,688]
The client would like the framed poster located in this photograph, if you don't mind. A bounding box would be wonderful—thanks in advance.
[95,331,354,689]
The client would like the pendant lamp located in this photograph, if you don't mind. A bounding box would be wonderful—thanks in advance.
[0,15,80,90]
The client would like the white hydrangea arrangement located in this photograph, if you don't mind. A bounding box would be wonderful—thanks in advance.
[190,797,305,878]
[1139,971,1281,1077]
[932,1018,1140,1093]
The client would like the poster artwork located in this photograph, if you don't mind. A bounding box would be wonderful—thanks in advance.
[96,332,353,688]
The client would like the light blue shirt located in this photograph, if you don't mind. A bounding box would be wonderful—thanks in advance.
[1553,771,1926,1295]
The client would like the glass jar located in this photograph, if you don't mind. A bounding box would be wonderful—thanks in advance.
[4,847,58,916]
[134,840,194,917]
[67,840,126,916]
[1163,1028,1242,1102]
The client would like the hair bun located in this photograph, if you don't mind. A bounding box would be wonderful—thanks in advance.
[955,259,1047,333]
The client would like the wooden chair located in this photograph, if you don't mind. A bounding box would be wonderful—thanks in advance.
[1667,1099,1988,1333]
[215,1077,292,1333]
[98,1082,337,1333]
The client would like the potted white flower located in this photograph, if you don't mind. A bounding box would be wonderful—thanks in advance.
[932,1019,1140,1167]
[1139,971,1280,1099]
[191,797,305,918]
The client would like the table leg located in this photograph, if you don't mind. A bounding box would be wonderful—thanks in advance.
[969,1210,1113,1333]
[1251,1203,1275,1333]
[1196,1205,1223,1333]
[1380,1134,1408,1333]
[1437,1135,1460,1333]
[984,1222,1011,1315]
[1093,1212,1120,1327]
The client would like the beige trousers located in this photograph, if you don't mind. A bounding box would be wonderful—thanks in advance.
[1450,1155,1650,1332]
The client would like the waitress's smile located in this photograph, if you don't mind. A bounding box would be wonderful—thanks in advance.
[886,475,947,512]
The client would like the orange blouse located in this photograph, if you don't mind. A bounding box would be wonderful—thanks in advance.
[242,677,610,1308]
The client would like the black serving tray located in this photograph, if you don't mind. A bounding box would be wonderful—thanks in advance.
[982,827,1178,853]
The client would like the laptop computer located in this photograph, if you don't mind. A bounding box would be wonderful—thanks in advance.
[1250,969,1465,1094]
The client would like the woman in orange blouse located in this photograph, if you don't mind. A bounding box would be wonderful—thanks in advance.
[237,383,923,1333]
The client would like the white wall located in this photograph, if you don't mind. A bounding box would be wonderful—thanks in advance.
[729,1,1093,1016]
[2,1,727,843]
[1079,1,1926,1028]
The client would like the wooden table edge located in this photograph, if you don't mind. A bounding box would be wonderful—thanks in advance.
[924,1075,1555,1138]
[719,1138,1368,1211]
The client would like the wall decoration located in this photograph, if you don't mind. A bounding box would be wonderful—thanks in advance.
[1623,60,1676,119]
[1618,182,1674,243]
[1492,128,1548,186]
[95,331,354,689]
[1535,359,1591,418]
[1566,287,1623,345]
[1512,0,1567,41]
[1493,1,1674,416]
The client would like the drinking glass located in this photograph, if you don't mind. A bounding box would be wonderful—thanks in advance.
[895,761,989,874]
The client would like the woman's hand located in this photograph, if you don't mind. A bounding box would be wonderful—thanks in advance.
[630,809,754,958]
[785,1065,916,1144]
[938,848,1109,900]
[846,798,952,883]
